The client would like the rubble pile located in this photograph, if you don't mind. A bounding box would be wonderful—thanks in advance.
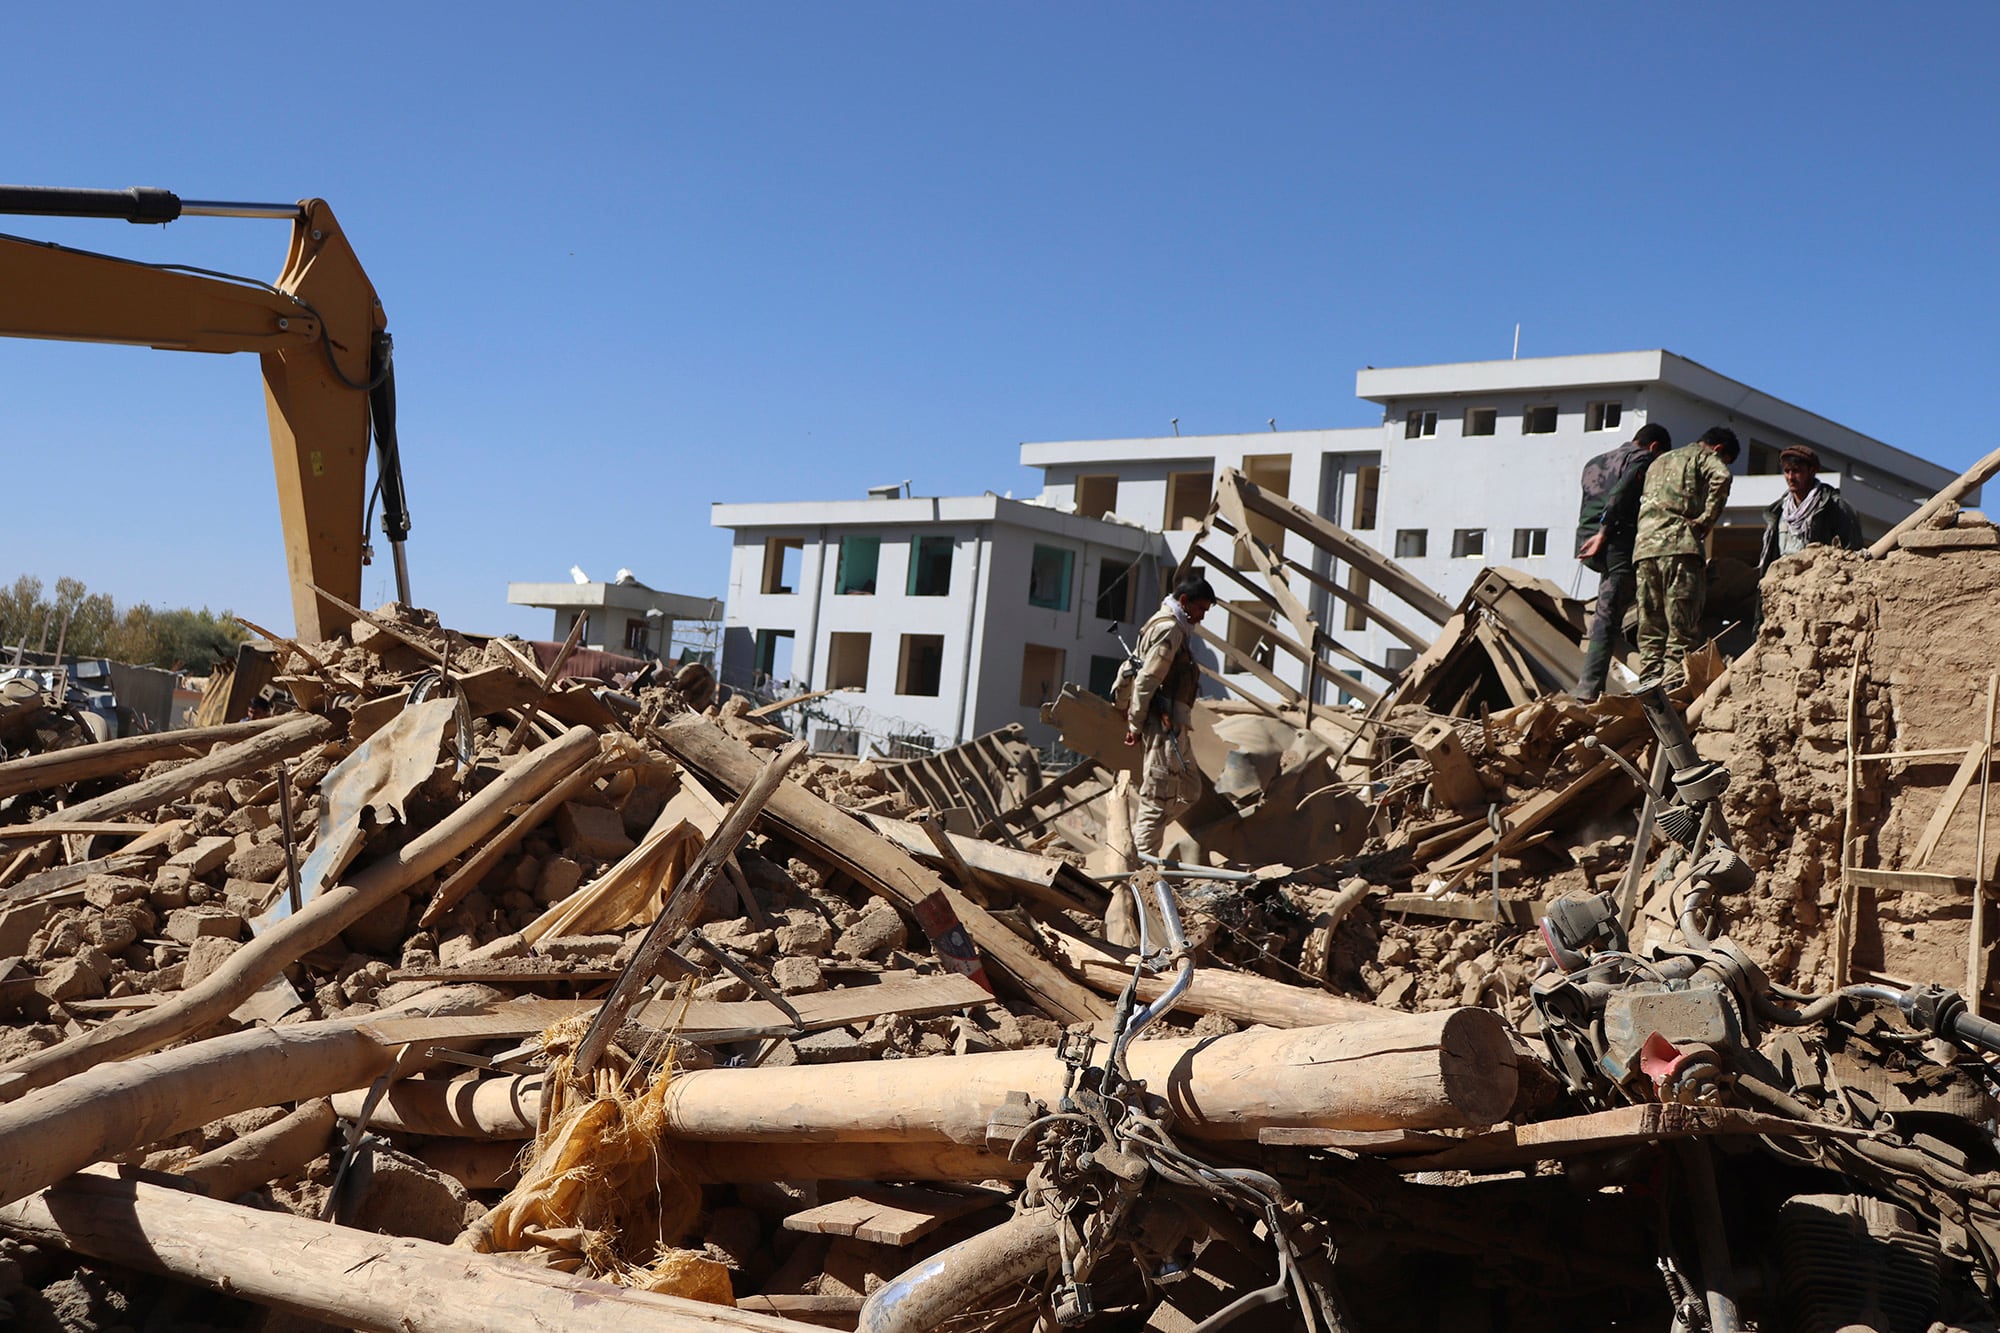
[3,486,2000,1330]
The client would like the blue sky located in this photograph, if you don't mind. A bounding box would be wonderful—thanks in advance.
[2,3,1994,642]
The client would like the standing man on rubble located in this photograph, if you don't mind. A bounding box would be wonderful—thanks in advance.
[1572,422,1673,703]
[1122,575,1217,858]
[1758,444,1864,575]
[1633,426,1739,689]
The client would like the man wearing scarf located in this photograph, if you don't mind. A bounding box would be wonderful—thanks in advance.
[1758,444,1863,576]
[1122,575,1216,857]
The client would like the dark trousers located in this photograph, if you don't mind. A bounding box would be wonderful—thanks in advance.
[1577,541,1636,697]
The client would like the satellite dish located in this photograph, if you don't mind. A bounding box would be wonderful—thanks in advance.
[569,565,590,585]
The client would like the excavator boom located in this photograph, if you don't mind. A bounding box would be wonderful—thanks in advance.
[0,186,409,642]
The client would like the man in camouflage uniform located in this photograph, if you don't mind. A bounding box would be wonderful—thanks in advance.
[1572,422,1672,702]
[1633,426,1739,688]
[1122,575,1216,858]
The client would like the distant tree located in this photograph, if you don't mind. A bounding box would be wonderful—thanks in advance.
[0,575,250,674]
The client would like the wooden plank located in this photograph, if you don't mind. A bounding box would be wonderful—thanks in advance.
[1914,745,1989,867]
[1189,620,1302,704]
[1193,531,1393,687]
[1470,622,1535,708]
[1256,1127,1459,1155]
[1427,752,1626,875]
[1466,570,1585,691]
[657,719,1111,1025]
[859,816,1106,914]
[0,715,292,802]
[358,972,995,1046]
[1395,1103,1869,1173]
[782,1182,1009,1245]
[1975,673,1998,1003]
[1278,552,1432,651]
[1383,893,1545,926]
[1843,866,1972,897]
[1217,470,1453,623]
[0,821,152,842]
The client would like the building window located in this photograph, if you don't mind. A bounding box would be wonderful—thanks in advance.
[1384,646,1418,674]
[896,634,944,696]
[1344,568,1370,633]
[1404,409,1438,439]
[1351,465,1380,530]
[1165,471,1212,529]
[1088,653,1123,699]
[1523,405,1558,434]
[1095,559,1134,622]
[826,631,871,689]
[761,537,803,594]
[907,535,953,597]
[1020,644,1065,707]
[1223,601,1275,675]
[1748,439,1780,475]
[1512,528,1548,559]
[1028,545,1074,610]
[1075,474,1118,520]
[752,629,795,687]
[624,619,650,652]
[1394,529,1428,559]
[1452,528,1486,559]
[835,536,880,595]
[1585,401,1622,432]
[1465,408,1497,436]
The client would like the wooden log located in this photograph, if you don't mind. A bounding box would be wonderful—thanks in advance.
[0,1169,805,1333]
[654,719,1110,1025]
[0,987,497,1208]
[178,1098,337,1200]
[340,1015,1514,1149]
[0,714,293,802]
[0,727,601,1103]
[1974,674,1998,1004]
[424,1117,1027,1185]
[420,746,624,928]
[3,711,336,835]
[662,1010,1515,1143]
[1045,929,1379,1025]
[1868,443,2000,557]
[333,1074,546,1138]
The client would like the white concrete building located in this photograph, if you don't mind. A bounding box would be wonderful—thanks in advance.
[508,576,723,660]
[1026,350,1957,702]
[710,494,1168,753]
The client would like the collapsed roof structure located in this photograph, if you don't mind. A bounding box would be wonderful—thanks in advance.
[0,451,1997,1331]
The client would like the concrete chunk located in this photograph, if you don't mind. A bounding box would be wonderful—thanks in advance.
[165,908,244,945]
[165,836,234,877]
[556,803,636,860]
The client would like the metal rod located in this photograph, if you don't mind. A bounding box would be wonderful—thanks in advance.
[390,541,412,608]
[178,199,305,219]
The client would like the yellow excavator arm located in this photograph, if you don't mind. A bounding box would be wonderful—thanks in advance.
[0,186,411,642]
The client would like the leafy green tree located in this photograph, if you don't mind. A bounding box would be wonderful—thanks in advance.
[0,575,249,673]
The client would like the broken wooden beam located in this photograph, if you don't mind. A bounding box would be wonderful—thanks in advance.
[0,986,499,1209]
[0,727,601,1104]
[0,1168,806,1333]
[0,714,292,802]
[660,1010,1516,1144]
[4,711,336,835]
[653,719,1110,1026]
[1044,929,1380,1026]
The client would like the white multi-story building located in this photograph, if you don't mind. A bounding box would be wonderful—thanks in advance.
[715,350,1960,746]
[1027,350,1956,701]
[710,493,1167,753]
